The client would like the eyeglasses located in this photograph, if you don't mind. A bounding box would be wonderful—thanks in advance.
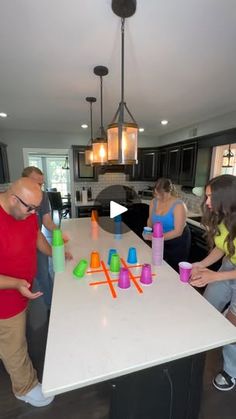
[13,194,40,213]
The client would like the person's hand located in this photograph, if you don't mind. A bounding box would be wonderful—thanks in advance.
[190,267,216,288]
[191,262,205,278]
[17,280,43,300]
[62,232,70,244]
[65,250,73,260]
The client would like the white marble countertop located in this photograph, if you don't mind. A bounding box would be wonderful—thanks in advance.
[42,218,236,397]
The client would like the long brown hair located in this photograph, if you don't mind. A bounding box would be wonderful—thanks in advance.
[201,174,236,257]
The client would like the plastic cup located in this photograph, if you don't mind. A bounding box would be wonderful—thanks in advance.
[127,247,137,264]
[110,253,121,273]
[153,222,163,238]
[91,209,98,222]
[73,259,88,278]
[90,251,101,268]
[143,226,152,236]
[179,261,192,283]
[118,268,131,289]
[52,229,64,246]
[140,264,153,285]
[114,215,122,223]
[108,248,117,265]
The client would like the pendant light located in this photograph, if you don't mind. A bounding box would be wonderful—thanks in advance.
[62,156,70,170]
[222,144,235,168]
[85,96,97,165]
[107,1,138,165]
[92,66,108,165]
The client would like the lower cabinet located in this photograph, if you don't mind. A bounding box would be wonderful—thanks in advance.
[110,352,205,419]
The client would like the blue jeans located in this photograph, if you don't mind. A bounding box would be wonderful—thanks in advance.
[204,258,236,377]
[35,250,54,309]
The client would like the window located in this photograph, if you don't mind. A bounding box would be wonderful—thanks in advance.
[28,154,70,195]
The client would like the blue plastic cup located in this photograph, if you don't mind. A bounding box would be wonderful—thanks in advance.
[108,248,117,265]
[127,247,137,264]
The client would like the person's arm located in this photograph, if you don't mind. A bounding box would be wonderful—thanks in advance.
[164,202,187,241]
[190,247,230,287]
[42,212,58,232]
[37,230,52,256]
[0,275,43,299]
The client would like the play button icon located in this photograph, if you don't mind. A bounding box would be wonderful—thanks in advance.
[110,201,128,218]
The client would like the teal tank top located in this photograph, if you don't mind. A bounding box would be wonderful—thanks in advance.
[151,199,183,233]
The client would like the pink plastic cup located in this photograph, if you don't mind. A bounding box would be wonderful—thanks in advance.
[140,264,153,285]
[118,268,131,289]
[153,222,163,238]
[178,262,192,283]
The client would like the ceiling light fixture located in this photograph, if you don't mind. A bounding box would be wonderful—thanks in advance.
[107,0,138,165]
[0,112,7,118]
[81,124,88,129]
[222,144,235,168]
[161,120,168,125]
[85,96,97,166]
[62,156,70,170]
[139,128,144,133]
[92,66,108,165]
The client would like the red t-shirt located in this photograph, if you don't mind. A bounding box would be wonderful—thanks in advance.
[0,206,38,319]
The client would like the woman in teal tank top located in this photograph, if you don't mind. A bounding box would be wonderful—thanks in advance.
[144,178,191,271]
[191,174,236,391]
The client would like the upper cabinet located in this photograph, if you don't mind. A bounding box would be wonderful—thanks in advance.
[72,146,97,181]
[179,142,197,186]
[166,146,181,183]
[0,142,10,184]
[140,148,158,181]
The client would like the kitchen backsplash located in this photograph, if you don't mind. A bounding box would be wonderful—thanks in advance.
[74,173,203,214]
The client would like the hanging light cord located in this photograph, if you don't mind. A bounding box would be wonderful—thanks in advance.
[100,75,105,137]
[90,101,93,142]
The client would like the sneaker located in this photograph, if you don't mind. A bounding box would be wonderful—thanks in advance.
[213,370,236,391]
[15,383,54,407]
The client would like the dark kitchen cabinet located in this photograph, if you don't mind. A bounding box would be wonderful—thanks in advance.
[0,142,10,183]
[179,142,197,186]
[167,146,180,183]
[129,148,142,180]
[157,149,168,178]
[72,146,97,181]
[140,148,158,181]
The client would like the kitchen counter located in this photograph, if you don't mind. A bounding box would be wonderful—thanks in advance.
[43,218,236,404]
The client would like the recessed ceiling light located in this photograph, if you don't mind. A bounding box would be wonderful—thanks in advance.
[161,120,168,125]
[81,124,88,129]
[0,112,7,118]
[139,127,144,132]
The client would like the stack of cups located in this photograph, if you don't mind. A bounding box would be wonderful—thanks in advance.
[152,222,164,266]
[52,229,65,272]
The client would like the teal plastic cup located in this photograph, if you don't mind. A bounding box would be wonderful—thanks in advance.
[73,259,88,278]
[52,229,64,246]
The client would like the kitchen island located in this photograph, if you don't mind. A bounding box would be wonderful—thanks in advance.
[42,218,236,418]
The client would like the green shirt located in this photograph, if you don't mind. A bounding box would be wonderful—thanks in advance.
[214,223,236,265]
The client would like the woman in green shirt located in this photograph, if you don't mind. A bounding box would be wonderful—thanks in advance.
[191,174,236,391]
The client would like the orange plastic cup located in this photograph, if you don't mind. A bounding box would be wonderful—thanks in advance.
[91,209,98,222]
[90,251,101,268]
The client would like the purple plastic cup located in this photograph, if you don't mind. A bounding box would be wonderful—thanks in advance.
[179,262,192,283]
[140,264,153,285]
[153,222,163,238]
[118,268,131,289]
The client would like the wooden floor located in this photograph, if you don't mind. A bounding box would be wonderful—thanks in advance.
[1,295,236,419]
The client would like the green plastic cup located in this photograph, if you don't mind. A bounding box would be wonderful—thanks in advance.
[52,229,64,246]
[73,259,88,278]
[110,253,120,273]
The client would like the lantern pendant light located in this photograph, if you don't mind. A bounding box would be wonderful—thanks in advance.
[107,2,138,165]
[62,156,70,170]
[85,96,97,166]
[222,144,235,168]
[92,66,108,165]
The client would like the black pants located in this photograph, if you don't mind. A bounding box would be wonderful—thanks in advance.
[164,225,191,272]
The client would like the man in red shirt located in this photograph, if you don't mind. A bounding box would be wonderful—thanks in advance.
[0,177,54,407]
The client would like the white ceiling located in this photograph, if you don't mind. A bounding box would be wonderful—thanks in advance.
[0,0,236,138]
